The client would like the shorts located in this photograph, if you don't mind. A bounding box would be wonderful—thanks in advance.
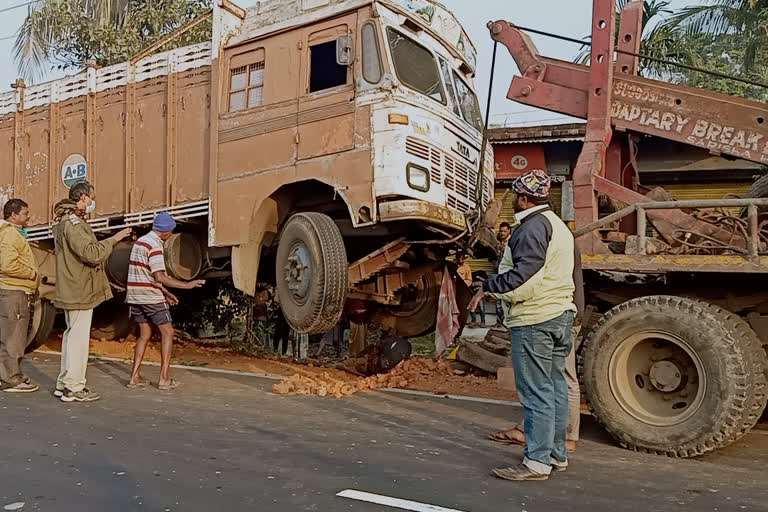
[129,303,172,325]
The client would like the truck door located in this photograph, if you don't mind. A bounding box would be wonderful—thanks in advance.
[297,13,357,161]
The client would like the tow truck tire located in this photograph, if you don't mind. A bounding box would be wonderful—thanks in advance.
[25,298,56,354]
[579,296,767,458]
[276,212,348,335]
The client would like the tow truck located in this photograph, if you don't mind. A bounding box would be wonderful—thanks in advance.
[489,0,768,456]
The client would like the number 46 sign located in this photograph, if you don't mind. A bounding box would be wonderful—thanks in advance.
[511,155,529,171]
[61,154,87,188]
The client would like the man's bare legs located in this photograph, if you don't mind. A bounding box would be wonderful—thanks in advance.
[157,323,175,388]
[128,323,153,386]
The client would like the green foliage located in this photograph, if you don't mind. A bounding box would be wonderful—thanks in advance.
[664,0,768,74]
[576,0,702,78]
[15,0,212,83]
[672,33,768,100]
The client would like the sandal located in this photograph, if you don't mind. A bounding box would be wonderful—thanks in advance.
[488,425,527,446]
[126,379,150,389]
[158,379,180,391]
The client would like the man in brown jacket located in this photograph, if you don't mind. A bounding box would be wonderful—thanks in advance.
[0,199,40,393]
[53,181,131,402]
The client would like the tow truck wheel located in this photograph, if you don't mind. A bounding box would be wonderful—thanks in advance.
[579,296,767,457]
[25,298,56,354]
[276,212,348,335]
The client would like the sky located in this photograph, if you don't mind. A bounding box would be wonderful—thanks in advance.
[0,0,700,125]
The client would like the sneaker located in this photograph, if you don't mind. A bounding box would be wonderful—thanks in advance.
[3,379,39,393]
[60,388,101,403]
[492,464,549,481]
[53,388,64,397]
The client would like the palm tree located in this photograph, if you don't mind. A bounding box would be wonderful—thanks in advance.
[576,0,702,78]
[14,0,210,84]
[14,0,132,83]
[663,0,767,73]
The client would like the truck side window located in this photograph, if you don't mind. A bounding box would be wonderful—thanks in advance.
[309,40,348,93]
[439,59,461,118]
[361,23,383,84]
[229,60,265,112]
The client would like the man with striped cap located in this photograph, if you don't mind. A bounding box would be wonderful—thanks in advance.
[126,212,204,391]
[469,169,576,481]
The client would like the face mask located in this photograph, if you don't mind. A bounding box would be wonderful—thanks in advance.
[17,227,28,239]
[85,200,96,214]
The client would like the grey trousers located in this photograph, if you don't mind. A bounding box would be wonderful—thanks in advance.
[0,290,32,386]
[565,326,582,442]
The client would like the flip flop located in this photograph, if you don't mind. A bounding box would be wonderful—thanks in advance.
[158,379,180,391]
[126,380,150,389]
[488,427,527,446]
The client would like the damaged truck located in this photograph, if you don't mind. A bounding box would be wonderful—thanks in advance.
[0,0,495,350]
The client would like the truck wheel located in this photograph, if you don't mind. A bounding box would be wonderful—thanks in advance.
[276,213,348,335]
[388,272,440,338]
[25,298,56,354]
[740,174,768,216]
[579,296,767,457]
[91,303,136,340]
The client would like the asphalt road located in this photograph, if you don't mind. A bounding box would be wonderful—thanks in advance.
[0,354,766,512]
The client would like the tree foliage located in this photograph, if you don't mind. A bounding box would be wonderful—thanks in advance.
[576,0,702,78]
[14,0,212,84]
[663,0,768,73]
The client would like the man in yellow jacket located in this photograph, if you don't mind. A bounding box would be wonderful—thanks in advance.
[469,169,576,481]
[0,199,40,393]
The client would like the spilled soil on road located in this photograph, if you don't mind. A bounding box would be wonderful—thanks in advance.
[38,334,519,402]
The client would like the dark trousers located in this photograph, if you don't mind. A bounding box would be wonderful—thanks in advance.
[0,290,31,386]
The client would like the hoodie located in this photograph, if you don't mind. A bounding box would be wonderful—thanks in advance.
[0,220,39,293]
[52,200,117,310]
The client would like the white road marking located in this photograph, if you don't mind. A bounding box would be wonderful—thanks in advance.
[337,490,467,512]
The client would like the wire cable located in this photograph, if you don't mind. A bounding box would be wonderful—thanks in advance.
[509,23,768,90]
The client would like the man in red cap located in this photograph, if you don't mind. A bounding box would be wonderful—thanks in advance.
[126,212,204,391]
[470,169,576,481]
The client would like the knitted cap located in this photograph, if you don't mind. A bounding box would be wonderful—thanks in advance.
[513,169,552,199]
[153,212,176,232]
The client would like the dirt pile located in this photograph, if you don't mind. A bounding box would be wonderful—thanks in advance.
[272,358,453,398]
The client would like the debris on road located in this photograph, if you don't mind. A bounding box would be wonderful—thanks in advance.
[273,358,454,399]
[454,328,510,374]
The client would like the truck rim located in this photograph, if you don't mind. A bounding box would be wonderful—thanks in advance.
[284,241,313,305]
[608,330,707,427]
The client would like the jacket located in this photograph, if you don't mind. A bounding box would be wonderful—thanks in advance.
[484,207,576,327]
[52,200,116,310]
[0,220,39,293]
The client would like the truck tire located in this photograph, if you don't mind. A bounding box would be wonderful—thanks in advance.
[740,174,768,216]
[25,298,56,354]
[91,303,136,341]
[579,296,767,457]
[388,272,440,338]
[276,212,348,335]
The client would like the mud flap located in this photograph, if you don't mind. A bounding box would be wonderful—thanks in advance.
[434,263,472,357]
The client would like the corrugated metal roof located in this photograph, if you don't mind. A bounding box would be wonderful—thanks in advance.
[493,136,583,144]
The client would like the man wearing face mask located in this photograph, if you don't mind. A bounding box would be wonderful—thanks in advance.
[53,181,132,402]
[0,199,40,393]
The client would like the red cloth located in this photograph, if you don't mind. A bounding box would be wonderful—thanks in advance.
[434,266,460,358]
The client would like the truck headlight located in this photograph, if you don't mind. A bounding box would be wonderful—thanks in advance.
[407,164,430,192]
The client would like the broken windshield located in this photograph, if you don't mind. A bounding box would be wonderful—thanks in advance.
[387,28,445,104]
[452,71,483,132]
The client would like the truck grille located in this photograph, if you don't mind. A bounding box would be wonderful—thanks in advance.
[405,136,490,211]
